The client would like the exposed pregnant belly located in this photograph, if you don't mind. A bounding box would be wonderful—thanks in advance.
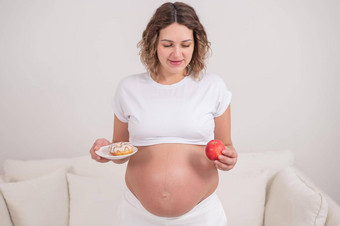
[125,143,219,217]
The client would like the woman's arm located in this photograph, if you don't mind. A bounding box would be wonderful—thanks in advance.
[213,105,238,171]
[89,115,130,164]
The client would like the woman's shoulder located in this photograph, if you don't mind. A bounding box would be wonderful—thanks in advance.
[118,72,149,87]
[198,71,226,85]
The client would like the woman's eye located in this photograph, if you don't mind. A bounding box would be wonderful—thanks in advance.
[162,44,191,48]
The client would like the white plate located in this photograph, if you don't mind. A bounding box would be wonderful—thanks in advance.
[96,145,138,160]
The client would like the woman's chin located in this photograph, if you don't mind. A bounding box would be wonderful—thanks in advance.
[165,66,187,75]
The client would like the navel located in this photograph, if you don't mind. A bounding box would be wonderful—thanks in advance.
[161,191,171,201]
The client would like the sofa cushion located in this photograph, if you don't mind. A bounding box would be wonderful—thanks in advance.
[69,156,126,179]
[0,168,69,226]
[0,178,13,226]
[264,167,328,226]
[3,158,72,182]
[3,156,126,182]
[233,149,294,186]
[67,173,124,226]
[217,169,268,226]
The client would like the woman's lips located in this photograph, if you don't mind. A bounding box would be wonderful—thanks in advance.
[168,59,183,66]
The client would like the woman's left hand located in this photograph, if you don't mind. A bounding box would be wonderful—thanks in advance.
[214,146,238,171]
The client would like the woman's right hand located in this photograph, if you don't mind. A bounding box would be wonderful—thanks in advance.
[89,138,111,163]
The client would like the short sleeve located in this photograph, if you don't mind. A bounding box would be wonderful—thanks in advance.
[213,79,232,117]
[111,81,129,123]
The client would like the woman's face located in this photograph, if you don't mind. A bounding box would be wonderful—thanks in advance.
[157,23,194,76]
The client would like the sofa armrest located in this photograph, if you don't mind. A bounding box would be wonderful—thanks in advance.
[323,193,340,226]
[293,169,340,226]
[264,167,328,226]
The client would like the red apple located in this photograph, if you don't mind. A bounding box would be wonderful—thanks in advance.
[205,139,225,160]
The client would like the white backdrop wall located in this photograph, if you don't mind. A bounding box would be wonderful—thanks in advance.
[0,0,339,203]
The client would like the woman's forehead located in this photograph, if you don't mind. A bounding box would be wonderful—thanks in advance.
[159,23,193,41]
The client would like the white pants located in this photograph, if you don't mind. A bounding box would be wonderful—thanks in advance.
[116,188,227,226]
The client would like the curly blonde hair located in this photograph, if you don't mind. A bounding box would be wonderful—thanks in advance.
[138,2,211,78]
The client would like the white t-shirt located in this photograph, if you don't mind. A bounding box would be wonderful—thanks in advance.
[112,72,232,146]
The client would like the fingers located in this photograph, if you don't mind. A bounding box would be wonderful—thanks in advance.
[223,148,238,158]
[90,145,101,161]
[214,148,238,171]
[89,138,111,162]
[214,160,234,171]
[95,157,111,163]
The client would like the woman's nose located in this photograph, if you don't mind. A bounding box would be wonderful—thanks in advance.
[172,46,181,58]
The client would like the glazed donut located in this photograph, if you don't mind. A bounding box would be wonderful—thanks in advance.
[109,142,134,156]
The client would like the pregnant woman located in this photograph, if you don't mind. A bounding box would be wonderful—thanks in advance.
[90,2,237,225]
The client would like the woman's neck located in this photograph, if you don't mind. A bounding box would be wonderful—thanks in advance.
[152,69,187,85]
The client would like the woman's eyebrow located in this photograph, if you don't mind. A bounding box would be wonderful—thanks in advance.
[160,39,193,42]
[181,39,193,42]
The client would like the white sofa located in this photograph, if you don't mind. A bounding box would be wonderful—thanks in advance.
[0,150,339,226]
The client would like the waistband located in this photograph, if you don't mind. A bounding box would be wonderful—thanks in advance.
[124,188,218,219]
